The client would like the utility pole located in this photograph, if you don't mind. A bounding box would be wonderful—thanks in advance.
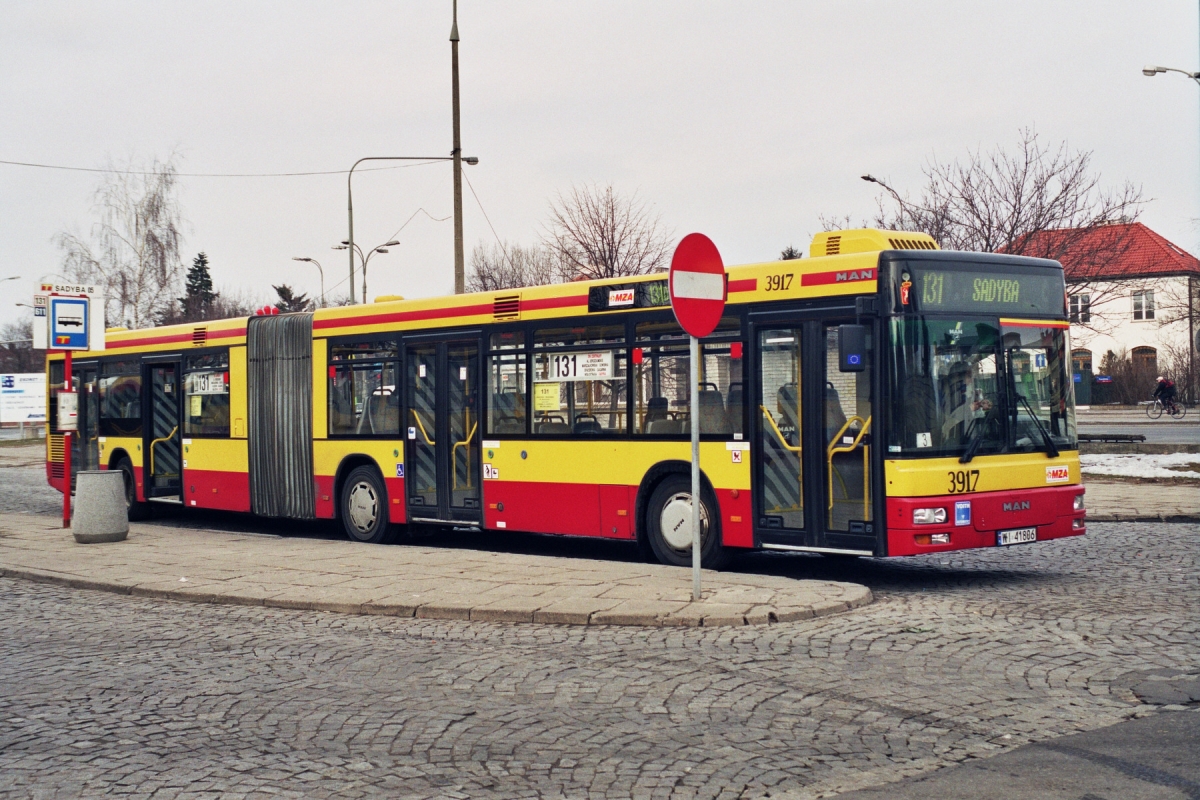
[451,0,465,294]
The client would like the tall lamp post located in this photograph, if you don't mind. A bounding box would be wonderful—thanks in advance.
[451,0,464,294]
[333,240,399,304]
[345,155,477,304]
[291,258,325,308]
[1143,64,1200,396]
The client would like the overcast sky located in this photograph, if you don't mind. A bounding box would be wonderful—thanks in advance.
[2,1,1199,329]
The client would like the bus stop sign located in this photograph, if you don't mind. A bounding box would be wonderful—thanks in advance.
[669,233,726,338]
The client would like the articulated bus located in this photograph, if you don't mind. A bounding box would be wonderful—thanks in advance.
[46,228,1085,566]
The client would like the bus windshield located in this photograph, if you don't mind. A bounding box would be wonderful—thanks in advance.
[886,317,1076,458]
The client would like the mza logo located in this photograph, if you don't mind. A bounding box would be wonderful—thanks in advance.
[608,289,636,307]
[1046,465,1070,484]
[1002,500,1031,512]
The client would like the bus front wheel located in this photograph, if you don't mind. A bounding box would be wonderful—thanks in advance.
[645,475,730,570]
[340,465,395,544]
[115,457,151,521]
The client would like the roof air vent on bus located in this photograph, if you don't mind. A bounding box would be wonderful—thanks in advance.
[192,327,208,347]
[825,235,842,256]
[493,295,520,320]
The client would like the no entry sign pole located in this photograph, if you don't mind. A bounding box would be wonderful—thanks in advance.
[689,335,701,599]
[669,233,726,601]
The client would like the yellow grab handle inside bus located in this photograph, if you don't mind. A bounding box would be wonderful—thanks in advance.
[827,416,871,515]
[451,420,479,491]
[760,406,802,454]
[149,426,179,477]
[410,409,435,445]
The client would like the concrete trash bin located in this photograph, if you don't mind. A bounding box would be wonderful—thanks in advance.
[72,470,129,544]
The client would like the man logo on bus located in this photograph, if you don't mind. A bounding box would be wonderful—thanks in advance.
[1002,500,1031,512]
[835,270,873,282]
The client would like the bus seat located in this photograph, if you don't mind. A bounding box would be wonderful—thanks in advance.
[644,396,668,422]
[574,414,603,434]
[648,418,683,434]
[537,421,570,434]
[777,383,800,429]
[493,417,524,434]
[726,384,744,432]
[699,389,729,433]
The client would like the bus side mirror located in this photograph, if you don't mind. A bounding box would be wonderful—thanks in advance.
[838,324,868,372]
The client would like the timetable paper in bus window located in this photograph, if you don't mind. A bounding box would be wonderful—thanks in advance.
[534,383,560,411]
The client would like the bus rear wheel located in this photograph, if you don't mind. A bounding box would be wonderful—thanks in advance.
[340,465,395,544]
[115,457,151,521]
[645,475,730,570]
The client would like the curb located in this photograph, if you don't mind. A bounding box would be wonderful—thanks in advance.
[0,565,873,628]
[1087,514,1200,523]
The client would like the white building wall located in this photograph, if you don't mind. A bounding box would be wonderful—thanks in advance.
[1068,275,1195,375]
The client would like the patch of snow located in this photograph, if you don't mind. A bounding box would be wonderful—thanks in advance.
[1080,453,1200,480]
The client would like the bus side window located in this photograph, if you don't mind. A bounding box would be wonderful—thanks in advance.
[532,325,627,436]
[327,339,400,437]
[488,352,527,435]
[183,349,231,437]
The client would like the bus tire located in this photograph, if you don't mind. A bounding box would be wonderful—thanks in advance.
[340,465,395,544]
[116,457,151,521]
[645,475,730,570]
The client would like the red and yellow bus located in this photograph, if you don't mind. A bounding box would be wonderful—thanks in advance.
[47,228,1085,566]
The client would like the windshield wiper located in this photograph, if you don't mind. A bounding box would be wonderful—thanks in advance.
[959,418,985,463]
[1015,393,1059,458]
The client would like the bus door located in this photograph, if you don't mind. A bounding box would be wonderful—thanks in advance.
[70,362,101,477]
[404,336,482,525]
[143,359,182,500]
[819,322,875,553]
[752,319,876,554]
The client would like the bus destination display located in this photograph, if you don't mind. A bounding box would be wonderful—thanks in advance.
[899,265,1063,315]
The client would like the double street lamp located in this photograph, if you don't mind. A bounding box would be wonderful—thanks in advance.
[333,239,400,304]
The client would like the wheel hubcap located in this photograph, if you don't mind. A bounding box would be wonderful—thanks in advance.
[347,481,378,533]
[660,491,708,552]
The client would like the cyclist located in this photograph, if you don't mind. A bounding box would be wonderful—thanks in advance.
[1154,375,1179,415]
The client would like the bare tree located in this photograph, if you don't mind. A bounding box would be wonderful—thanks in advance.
[543,184,673,281]
[846,130,1145,332]
[55,155,186,329]
[466,241,560,292]
[0,319,44,374]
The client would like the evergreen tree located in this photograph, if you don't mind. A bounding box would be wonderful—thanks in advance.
[170,252,217,322]
[273,284,312,313]
[780,245,803,260]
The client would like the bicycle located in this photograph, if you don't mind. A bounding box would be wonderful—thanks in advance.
[1146,397,1187,419]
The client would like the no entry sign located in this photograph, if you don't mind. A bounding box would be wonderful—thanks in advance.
[669,233,726,339]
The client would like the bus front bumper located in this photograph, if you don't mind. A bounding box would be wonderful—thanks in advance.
[885,484,1086,556]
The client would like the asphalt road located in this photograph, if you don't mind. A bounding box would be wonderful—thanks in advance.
[1078,409,1200,444]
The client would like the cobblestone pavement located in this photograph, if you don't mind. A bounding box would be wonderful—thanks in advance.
[1,521,1197,799]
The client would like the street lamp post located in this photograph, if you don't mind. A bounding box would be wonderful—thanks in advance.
[861,174,916,219]
[292,258,325,308]
[451,0,465,294]
[345,155,477,304]
[334,239,400,304]
[1143,63,1200,397]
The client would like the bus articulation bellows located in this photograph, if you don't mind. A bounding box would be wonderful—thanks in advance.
[46,228,1085,565]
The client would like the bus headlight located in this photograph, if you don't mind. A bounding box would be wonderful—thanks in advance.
[1074,494,1085,511]
[913,507,947,525]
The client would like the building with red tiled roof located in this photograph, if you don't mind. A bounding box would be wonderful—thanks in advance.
[1030,223,1200,404]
